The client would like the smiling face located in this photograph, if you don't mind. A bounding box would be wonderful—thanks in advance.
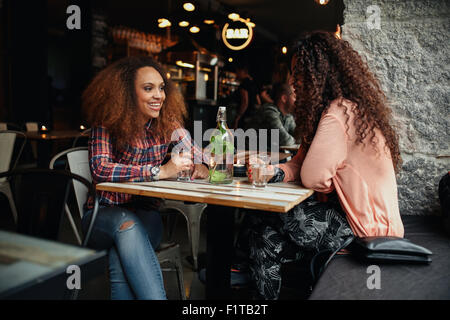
[135,66,166,120]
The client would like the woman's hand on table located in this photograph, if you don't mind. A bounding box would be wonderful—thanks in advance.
[190,164,209,180]
[159,154,193,179]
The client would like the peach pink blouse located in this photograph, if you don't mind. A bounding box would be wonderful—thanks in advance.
[279,98,404,237]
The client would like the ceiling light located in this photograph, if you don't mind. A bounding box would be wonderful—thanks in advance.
[282,46,287,54]
[204,19,215,24]
[315,0,330,5]
[158,18,171,28]
[228,57,233,63]
[210,57,218,65]
[247,21,255,28]
[176,60,195,68]
[183,2,195,11]
[189,26,200,33]
[179,21,189,27]
[228,13,240,21]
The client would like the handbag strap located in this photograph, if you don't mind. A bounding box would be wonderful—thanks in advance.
[310,235,355,283]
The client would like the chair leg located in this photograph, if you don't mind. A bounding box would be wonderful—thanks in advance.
[184,205,205,271]
[64,203,82,245]
[157,245,186,300]
[161,200,207,271]
[0,182,18,225]
[172,246,187,300]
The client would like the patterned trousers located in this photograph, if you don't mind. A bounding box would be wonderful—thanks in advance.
[237,193,353,300]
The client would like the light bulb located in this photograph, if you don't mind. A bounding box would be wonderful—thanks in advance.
[228,13,240,21]
[183,2,195,11]
[158,18,171,28]
[189,26,200,33]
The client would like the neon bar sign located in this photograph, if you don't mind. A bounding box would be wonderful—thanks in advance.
[222,18,253,51]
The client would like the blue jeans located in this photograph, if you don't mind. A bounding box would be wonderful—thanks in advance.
[82,205,166,300]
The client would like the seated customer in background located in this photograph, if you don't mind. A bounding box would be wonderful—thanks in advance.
[233,63,260,130]
[81,56,208,300]
[242,31,404,300]
[258,82,297,147]
[258,83,274,105]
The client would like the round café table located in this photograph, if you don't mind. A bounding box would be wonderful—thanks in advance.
[24,130,84,168]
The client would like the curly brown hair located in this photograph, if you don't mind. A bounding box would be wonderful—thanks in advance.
[291,31,401,173]
[82,56,187,147]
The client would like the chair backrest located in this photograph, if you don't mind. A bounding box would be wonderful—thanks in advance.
[67,149,91,217]
[0,133,16,175]
[0,168,97,244]
[25,122,38,131]
[0,130,27,183]
[49,147,91,218]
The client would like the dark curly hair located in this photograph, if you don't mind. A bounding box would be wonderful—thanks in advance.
[82,56,187,148]
[291,31,401,173]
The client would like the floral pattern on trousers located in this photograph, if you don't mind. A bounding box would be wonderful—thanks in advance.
[242,193,353,300]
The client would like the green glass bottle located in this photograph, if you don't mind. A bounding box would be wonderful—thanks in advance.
[209,106,234,184]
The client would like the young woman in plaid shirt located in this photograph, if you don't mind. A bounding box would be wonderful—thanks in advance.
[81,56,208,299]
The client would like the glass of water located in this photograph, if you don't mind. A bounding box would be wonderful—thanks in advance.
[177,151,193,181]
[249,153,271,188]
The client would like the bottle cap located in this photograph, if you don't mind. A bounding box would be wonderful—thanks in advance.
[217,106,227,121]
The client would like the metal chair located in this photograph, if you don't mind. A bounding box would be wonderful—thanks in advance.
[0,130,27,225]
[49,147,186,299]
[49,147,89,244]
[159,200,207,271]
[0,122,24,131]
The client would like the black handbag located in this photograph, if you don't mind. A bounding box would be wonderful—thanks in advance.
[311,235,433,283]
[349,236,433,264]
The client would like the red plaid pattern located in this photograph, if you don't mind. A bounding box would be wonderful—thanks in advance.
[85,121,204,209]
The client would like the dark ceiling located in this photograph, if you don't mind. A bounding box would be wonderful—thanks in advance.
[49,0,344,44]
[214,0,344,42]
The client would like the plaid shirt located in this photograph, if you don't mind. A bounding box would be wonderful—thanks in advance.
[86,120,204,209]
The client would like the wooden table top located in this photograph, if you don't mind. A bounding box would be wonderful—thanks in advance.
[96,177,314,213]
[24,130,83,141]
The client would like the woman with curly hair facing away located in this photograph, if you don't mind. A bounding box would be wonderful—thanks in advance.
[243,31,403,299]
[81,56,208,299]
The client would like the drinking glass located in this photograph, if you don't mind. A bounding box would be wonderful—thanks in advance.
[176,151,193,181]
[249,153,270,188]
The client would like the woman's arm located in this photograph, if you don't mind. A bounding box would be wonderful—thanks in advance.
[89,127,155,183]
[300,113,347,193]
[278,145,307,183]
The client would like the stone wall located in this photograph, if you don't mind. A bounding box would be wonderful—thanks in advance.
[342,0,449,215]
